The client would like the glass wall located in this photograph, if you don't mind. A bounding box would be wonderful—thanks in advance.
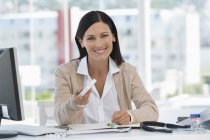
[150,0,210,106]
[1,0,210,124]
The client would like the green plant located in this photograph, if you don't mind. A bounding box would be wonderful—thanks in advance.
[203,76,210,84]
[183,83,203,94]
[36,90,53,101]
[25,90,32,100]
[24,90,53,101]
[166,92,178,98]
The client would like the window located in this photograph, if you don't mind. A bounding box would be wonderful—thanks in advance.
[1,0,210,125]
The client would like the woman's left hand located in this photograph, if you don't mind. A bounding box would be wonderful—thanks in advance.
[112,111,131,125]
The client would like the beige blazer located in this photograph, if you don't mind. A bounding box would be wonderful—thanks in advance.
[54,59,159,126]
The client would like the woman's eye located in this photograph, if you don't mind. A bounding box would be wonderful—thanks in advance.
[87,37,94,40]
[101,34,108,38]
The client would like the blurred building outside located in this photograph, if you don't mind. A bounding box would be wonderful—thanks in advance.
[1,3,210,123]
[1,8,210,95]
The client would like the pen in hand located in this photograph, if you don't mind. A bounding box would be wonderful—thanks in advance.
[74,88,92,106]
[112,111,131,125]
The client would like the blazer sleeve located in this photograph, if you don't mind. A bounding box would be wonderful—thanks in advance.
[54,65,83,126]
[128,69,159,123]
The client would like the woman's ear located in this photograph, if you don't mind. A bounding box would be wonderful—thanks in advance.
[112,35,116,42]
[79,39,85,48]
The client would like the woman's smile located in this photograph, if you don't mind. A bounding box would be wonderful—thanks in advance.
[94,48,107,54]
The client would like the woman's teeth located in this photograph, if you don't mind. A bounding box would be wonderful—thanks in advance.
[95,48,106,54]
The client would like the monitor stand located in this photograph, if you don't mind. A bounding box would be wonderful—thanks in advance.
[0,108,18,138]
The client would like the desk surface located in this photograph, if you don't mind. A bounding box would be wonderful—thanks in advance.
[5,129,210,140]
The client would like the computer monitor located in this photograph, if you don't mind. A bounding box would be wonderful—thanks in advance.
[0,47,25,138]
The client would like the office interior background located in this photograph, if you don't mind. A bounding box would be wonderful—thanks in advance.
[1,0,210,125]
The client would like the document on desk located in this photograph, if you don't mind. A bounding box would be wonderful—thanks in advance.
[117,123,140,129]
[69,124,111,131]
[69,123,140,130]
[66,123,132,135]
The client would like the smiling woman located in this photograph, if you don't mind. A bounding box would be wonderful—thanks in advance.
[54,10,159,126]
[79,22,115,63]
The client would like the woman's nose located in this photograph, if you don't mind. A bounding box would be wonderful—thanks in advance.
[95,38,103,47]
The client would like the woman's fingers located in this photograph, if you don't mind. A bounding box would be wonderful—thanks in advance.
[75,88,92,105]
[112,111,130,125]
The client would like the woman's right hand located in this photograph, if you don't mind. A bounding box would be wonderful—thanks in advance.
[74,88,92,106]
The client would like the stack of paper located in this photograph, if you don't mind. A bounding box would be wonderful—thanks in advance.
[65,123,132,135]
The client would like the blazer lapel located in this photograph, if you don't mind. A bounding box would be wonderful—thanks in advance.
[113,72,128,110]
[75,60,85,93]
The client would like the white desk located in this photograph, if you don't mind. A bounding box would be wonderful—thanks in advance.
[5,129,210,140]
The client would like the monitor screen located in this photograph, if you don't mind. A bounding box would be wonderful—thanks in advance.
[0,47,24,121]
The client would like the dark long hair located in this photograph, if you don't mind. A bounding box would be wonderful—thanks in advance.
[75,10,124,66]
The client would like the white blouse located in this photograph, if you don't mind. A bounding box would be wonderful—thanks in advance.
[77,57,120,124]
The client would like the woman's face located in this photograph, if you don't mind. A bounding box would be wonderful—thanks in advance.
[80,22,116,62]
